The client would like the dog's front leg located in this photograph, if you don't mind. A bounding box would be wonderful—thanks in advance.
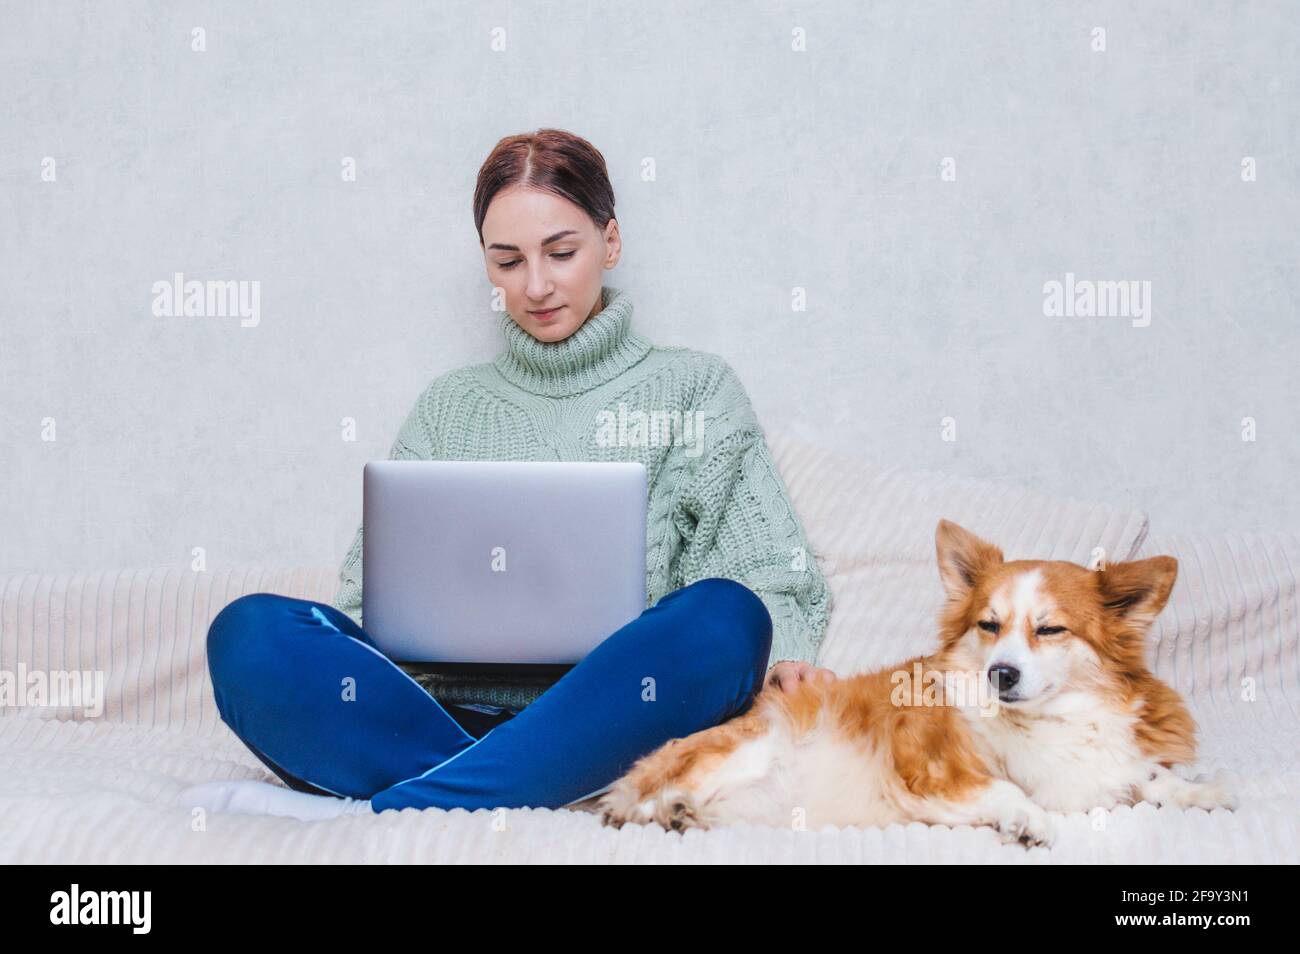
[1133,764,1237,811]
[911,777,1056,848]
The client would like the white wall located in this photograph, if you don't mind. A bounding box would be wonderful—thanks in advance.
[3,0,1297,576]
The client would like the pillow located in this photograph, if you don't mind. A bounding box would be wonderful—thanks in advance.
[765,429,1150,675]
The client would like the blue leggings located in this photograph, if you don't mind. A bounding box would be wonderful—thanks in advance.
[206,577,773,814]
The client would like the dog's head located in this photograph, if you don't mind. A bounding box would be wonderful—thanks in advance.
[932,518,1176,710]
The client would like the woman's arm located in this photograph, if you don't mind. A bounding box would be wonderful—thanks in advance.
[668,357,833,672]
[331,389,437,627]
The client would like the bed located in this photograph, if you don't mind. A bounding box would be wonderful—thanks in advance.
[2,431,1295,863]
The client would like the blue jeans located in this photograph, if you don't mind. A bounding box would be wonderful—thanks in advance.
[206,577,773,814]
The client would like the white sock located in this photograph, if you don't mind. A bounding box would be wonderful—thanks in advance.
[177,779,373,821]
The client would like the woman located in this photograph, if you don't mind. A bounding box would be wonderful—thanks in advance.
[180,129,834,821]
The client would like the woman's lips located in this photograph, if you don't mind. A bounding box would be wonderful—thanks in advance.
[529,306,563,321]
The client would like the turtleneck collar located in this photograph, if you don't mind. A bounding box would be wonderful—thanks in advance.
[492,285,653,398]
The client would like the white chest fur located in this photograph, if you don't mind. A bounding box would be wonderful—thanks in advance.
[960,691,1151,813]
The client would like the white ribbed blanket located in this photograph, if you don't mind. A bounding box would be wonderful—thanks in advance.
[1,431,1295,863]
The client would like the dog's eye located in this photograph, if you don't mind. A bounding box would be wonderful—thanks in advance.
[977,620,1000,634]
[1036,625,1066,636]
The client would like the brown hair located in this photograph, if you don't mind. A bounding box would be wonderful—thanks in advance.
[473,128,616,244]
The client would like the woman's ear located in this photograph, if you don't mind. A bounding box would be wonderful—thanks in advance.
[602,217,622,267]
[935,519,1003,603]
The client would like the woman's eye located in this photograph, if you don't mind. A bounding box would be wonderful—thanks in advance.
[497,251,576,270]
[1036,625,1066,636]
[977,620,1000,634]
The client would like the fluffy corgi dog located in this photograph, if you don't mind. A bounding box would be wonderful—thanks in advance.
[597,519,1236,845]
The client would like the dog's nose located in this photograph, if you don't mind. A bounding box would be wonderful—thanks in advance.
[988,663,1020,693]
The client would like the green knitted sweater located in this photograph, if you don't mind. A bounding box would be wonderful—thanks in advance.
[331,285,831,710]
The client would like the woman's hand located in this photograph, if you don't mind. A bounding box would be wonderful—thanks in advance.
[765,660,836,694]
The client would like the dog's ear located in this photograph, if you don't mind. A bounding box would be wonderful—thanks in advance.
[935,519,1003,602]
[1097,556,1178,630]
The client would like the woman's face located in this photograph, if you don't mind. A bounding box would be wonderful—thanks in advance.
[481,185,621,343]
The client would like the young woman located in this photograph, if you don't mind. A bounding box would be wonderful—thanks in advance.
[179,129,834,821]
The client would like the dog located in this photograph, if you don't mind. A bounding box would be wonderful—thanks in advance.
[596,518,1236,845]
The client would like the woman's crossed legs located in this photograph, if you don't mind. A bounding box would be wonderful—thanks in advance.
[192,577,773,816]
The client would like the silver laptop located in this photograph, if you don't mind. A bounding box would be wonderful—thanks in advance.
[362,460,647,664]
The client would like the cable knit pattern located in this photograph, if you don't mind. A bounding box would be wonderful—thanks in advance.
[332,286,832,708]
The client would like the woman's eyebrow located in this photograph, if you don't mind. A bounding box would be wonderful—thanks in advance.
[487,229,579,252]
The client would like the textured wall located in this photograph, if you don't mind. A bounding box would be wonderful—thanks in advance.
[2,0,1296,576]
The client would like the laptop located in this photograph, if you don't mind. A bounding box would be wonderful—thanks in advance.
[361,460,647,667]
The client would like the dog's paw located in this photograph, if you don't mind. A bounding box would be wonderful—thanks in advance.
[1175,777,1238,812]
[995,803,1055,849]
[1141,769,1238,812]
[595,778,707,833]
[652,787,706,833]
[595,778,651,830]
